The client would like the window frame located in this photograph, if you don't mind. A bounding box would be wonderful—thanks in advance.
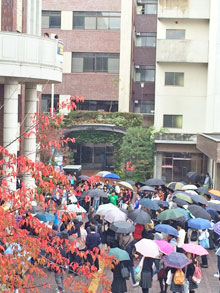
[165,72,184,87]
[42,10,61,29]
[72,52,120,73]
[135,65,155,82]
[163,115,183,128]
[166,29,185,40]
[135,32,156,47]
[134,100,154,114]
[72,11,121,30]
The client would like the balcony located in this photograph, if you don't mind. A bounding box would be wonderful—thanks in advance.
[0,31,62,83]
[155,133,197,144]
[158,0,210,20]
[157,39,208,63]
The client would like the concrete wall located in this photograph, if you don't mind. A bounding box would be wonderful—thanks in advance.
[154,62,208,133]
[206,0,220,132]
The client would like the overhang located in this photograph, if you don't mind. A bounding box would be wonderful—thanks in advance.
[197,134,220,163]
[63,124,126,135]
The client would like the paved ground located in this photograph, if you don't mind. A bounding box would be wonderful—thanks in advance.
[32,250,219,293]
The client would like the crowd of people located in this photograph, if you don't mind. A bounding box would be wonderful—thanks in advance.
[22,173,220,293]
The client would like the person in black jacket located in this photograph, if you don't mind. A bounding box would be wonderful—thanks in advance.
[86,226,101,271]
[139,257,154,293]
[111,260,127,293]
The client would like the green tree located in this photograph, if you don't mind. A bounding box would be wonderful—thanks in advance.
[118,127,155,182]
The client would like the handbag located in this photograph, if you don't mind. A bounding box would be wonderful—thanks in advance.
[134,257,144,283]
[121,263,130,280]
[200,238,210,249]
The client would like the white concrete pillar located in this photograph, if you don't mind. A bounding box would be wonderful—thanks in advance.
[23,83,37,188]
[3,78,19,191]
[154,152,163,179]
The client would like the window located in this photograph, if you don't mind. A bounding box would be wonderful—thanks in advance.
[135,66,155,82]
[78,100,118,112]
[144,3,157,14]
[42,11,61,29]
[136,33,156,47]
[73,12,120,30]
[134,100,154,114]
[163,115,183,128]
[41,94,59,113]
[165,72,184,86]
[72,53,120,73]
[166,29,185,39]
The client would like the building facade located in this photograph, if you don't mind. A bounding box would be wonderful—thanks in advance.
[0,0,62,190]
[154,0,220,187]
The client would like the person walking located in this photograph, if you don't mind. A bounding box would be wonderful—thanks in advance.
[86,225,101,271]
[139,257,154,293]
[111,260,128,293]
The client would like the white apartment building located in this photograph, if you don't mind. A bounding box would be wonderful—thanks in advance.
[154,0,220,187]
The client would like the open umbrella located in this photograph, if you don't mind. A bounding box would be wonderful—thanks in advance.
[209,189,220,200]
[208,202,220,212]
[173,198,188,207]
[182,184,198,191]
[188,205,210,220]
[140,186,155,192]
[96,203,119,215]
[188,218,211,230]
[145,178,165,186]
[118,181,133,191]
[104,173,120,180]
[128,209,151,225]
[78,175,90,181]
[196,186,209,195]
[139,198,159,210]
[173,191,193,204]
[106,247,130,261]
[167,182,184,191]
[157,209,185,221]
[96,171,111,177]
[163,252,191,269]
[181,243,208,256]
[155,240,175,255]
[188,193,207,205]
[110,221,135,234]
[155,224,178,237]
[104,209,127,223]
[135,182,145,187]
[35,213,55,222]
[126,180,135,185]
[82,189,107,198]
[135,239,159,258]
[205,207,219,222]
[154,200,169,208]
[186,172,201,183]
[66,204,86,213]
[176,208,191,221]
[214,221,220,236]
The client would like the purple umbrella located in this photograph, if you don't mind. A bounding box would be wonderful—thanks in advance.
[163,252,191,269]
[214,221,220,236]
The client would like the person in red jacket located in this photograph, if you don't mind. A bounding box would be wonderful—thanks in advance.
[133,224,144,240]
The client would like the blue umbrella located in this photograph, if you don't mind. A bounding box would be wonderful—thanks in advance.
[163,252,191,269]
[104,173,120,180]
[205,207,219,223]
[155,224,178,237]
[154,200,169,208]
[176,208,191,221]
[139,198,159,210]
[188,218,211,230]
[35,213,55,222]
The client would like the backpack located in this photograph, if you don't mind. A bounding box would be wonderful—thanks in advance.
[173,269,185,285]
[192,266,202,284]
[190,230,198,242]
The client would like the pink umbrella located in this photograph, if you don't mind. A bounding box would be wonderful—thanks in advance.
[155,240,174,255]
[181,243,209,256]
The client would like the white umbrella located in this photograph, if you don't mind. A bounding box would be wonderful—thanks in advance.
[104,209,127,223]
[135,239,160,258]
[96,203,119,215]
[118,181,133,191]
[96,171,111,177]
[182,184,197,191]
[67,204,86,213]
[68,194,78,203]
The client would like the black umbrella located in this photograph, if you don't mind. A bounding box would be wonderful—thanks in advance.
[173,197,188,207]
[82,189,107,198]
[145,178,165,186]
[186,172,201,183]
[188,205,210,220]
[140,186,155,192]
[135,182,145,188]
[154,200,169,208]
[128,209,151,225]
[196,186,210,195]
[188,193,207,205]
[207,202,220,212]
[109,221,135,234]
[126,180,135,185]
